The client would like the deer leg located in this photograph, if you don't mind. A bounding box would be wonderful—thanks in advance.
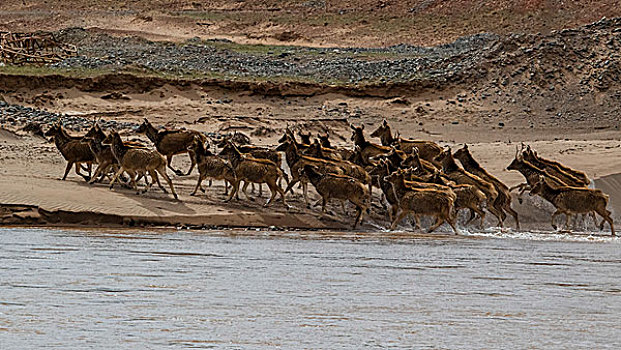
[108,166,126,189]
[75,162,91,182]
[151,170,168,193]
[126,171,138,194]
[284,177,299,194]
[191,175,205,196]
[509,183,529,192]
[302,181,309,206]
[487,205,504,228]
[61,162,73,180]
[144,170,161,193]
[350,198,367,229]
[550,210,563,230]
[185,151,196,176]
[225,180,240,202]
[88,162,109,184]
[389,204,399,224]
[352,206,363,229]
[428,216,445,233]
[465,208,476,225]
[514,184,530,204]
[390,210,408,230]
[276,182,288,208]
[166,155,184,176]
[242,182,253,201]
[157,167,178,200]
[563,213,572,230]
[264,181,280,207]
[504,204,520,230]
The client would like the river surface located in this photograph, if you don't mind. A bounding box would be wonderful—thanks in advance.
[1,228,620,349]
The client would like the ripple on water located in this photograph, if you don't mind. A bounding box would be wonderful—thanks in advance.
[0,227,620,349]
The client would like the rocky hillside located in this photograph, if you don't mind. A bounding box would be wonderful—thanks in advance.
[1,0,620,47]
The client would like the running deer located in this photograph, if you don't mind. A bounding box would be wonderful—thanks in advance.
[370,119,442,162]
[220,141,288,207]
[135,118,207,176]
[276,138,345,205]
[302,165,370,229]
[45,122,95,182]
[435,148,504,226]
[522,145,590,187]
[453,144,520,228]
[350,123,391,165]
[528,175,614,235]
[187,136,238,198]
[384,169,458,233]
[103,131,178,199]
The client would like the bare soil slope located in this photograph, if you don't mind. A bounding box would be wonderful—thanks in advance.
[1,0,620,47]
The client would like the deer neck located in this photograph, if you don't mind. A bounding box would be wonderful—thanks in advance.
[93,128,107,143]
[457,152,480,171]
[441,154,460,173]
[379,127,395,146]
[194,143,206,164]
[53,129,72,149]
[110,134,128,161]
[144,123,160,143]
[285,143,301,166]
[228,148,243,168]
[353,132,369,148]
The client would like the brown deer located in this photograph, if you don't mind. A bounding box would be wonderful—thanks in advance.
[506,148,594,229]
[103,131,178,199]
[435,148,504,226]
[278,127,310,151]
[187,136,238,198]
[276,138,345,205]
[220,141,288,207]
[401,147,438,174]
[422,171,487,228]
[45,122,95,182]
[317,131,354,160]
[368,159,401,222]
[385,169,458,233]
[218,141,285,197]
[304,139,343,161]
[302,165,370,229]
[350,123,391,165]
[529,175,614,235]
[522,146,590,187]
[453,144,520,229]
[370,119,442,162]
[298,130,312,145]
[136,118,207,176]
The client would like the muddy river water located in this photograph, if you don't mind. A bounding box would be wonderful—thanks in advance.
[1,228,620,349]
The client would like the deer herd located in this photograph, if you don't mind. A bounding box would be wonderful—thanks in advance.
[44,118,615,235]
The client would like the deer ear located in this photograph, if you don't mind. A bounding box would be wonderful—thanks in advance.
[350,124,356,130]
[361,124,365,130]
[464,144,468,149]
[383,119,388,126]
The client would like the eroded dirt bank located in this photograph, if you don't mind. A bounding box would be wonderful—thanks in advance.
[0,18,619,232]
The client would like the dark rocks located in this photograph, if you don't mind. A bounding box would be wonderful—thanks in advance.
[0,103,138,132]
